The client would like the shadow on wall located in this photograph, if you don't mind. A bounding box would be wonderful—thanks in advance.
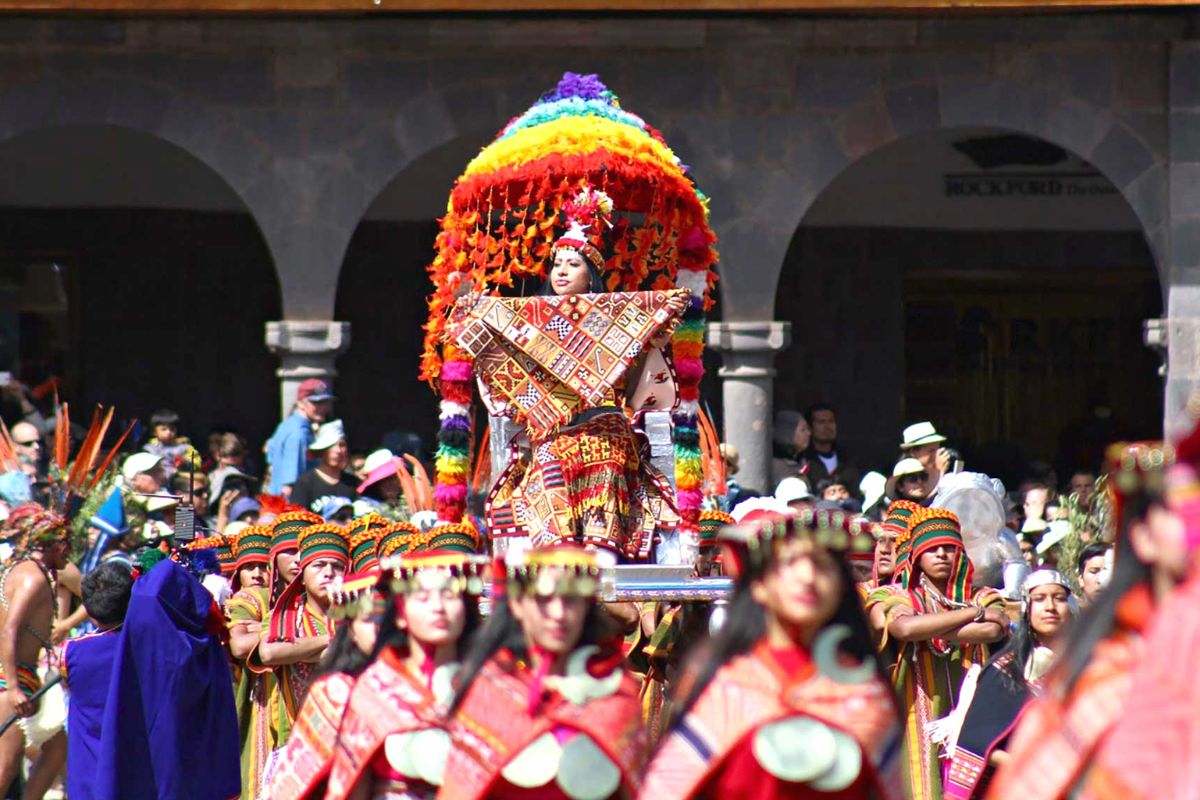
[0,207,282,450]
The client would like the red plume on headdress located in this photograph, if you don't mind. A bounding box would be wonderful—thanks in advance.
[561,187,613,238]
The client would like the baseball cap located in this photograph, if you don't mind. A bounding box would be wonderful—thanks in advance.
[297,378,335,402]
[774,476,813,505]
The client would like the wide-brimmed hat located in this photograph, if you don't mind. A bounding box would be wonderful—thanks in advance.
[229,496,261,522]
[357,449,402,494]
[900,422,946,450]
[310,420,346,452]
[893,458,926,478]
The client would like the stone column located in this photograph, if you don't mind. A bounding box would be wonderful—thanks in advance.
[1156,287,1200,439]
[706,320,792,495]
[265,321,351,419]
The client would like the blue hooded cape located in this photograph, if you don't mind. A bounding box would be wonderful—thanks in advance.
[95,559,240,800]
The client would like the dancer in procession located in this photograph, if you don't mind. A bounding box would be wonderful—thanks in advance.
[1074,425,1200,799]
[440,546,645,799]
[641,507,901,799]
[325,549,487,800]
[92,557,239,800]
[0,506,72,797]
[228,510,322,800]
[61,562,132,800]
[859,499,919,596]
[865,506,1009,800]
[266,567,381,800]
[250,520,350,759]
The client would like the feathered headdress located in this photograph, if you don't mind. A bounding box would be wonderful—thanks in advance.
[1,403,133,557]
[554,187,614,270]
[48,403,135,522]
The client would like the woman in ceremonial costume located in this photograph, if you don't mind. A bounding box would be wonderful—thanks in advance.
[937,569,1073,799]
[227,509,322,800]
[1082,439,1200,800]
[640,507,902,800]
[326,544,488,800]
[266,566,381,800]
[864,507,1009,800]
[249,521,350,764]
[440,546,645,799]
[449,187,687,561]
[423,73,720,559]
[987,442,1182,800]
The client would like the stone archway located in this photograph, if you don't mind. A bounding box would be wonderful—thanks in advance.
[0,122,283,446]
[774,125,1162,488]
[706,62,1165,492]
[332,131,495,458]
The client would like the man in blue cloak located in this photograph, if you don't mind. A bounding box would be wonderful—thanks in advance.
[93,556,240,800]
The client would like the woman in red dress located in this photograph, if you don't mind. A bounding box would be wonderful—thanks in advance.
[325,549,487,800]
[440,546,646,799]
[641,506,902,800]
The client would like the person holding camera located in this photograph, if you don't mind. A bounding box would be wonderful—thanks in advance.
[899,422,958,503]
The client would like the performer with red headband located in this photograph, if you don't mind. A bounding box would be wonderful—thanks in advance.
[449,187,688,561]
[250,521,350,748]
[865,506,1008,800]
[440,546,645,799]
[641,506,901,799]
[325,543,487,800]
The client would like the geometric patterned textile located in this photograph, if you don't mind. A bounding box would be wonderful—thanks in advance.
[453,289,687,440]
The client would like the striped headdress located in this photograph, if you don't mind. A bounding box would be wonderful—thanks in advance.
[378,521,419,559]
[698,509,733,550]
[231,525,271,569]
[882,499,922,576]
[269,510,322,561]
[421,521,481,554]
[297,523,351,571]
[349,528,381,574]
[897,506,973,602]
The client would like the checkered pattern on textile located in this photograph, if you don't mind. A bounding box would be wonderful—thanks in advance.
[453,290,685,440]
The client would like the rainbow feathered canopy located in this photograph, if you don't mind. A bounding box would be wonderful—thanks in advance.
[426,72,719,532]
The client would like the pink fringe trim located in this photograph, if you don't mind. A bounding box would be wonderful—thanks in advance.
[675,487,703,509]
[674,358,704,383]
[434,483,468,503]
[440,360,474,382]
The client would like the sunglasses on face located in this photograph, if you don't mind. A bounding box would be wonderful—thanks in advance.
[15,439,41,447]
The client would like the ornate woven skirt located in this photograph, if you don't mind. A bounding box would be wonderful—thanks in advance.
[486,412,679,560]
